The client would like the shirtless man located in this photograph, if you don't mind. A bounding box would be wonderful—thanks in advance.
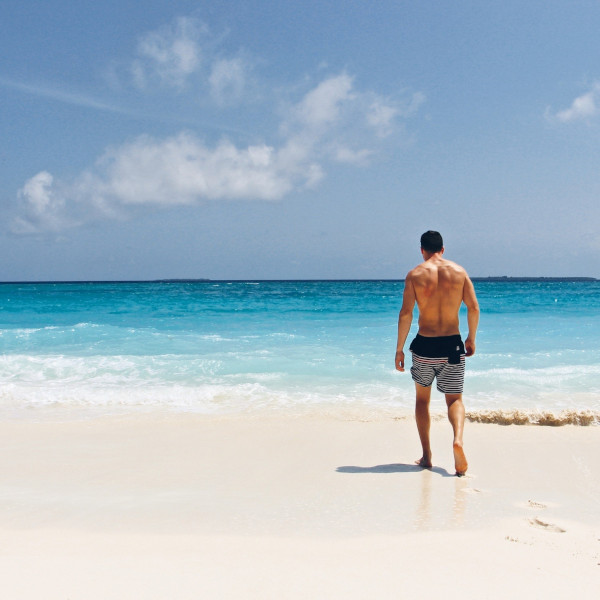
[395,231,479,476]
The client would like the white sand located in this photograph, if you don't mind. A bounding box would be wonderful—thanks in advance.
[0,414,598,598]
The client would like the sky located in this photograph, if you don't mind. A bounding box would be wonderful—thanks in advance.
[1,0,600,280]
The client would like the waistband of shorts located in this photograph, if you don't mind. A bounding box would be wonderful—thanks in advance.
[409,334,464,361]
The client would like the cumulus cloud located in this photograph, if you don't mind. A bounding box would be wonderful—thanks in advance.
[10,12,424,235]
[97,133,304,203]
[367,101,398,138]
[366,91,425,137]
[547,83,600,123]
[11,70,424,234]
[331,146,373,165]
[293,73,355,128]
[131,17,205,88]
[209,57,248,105]
[11,131,323,233]
[276,73,371,171]
[13,172,70,234]
[117,16,258,109]
[123,15,257,108]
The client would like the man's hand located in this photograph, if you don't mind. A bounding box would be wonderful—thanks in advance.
[395,350,405,371]
[465,337,476,357]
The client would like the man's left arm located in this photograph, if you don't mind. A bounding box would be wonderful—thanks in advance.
[462,275,480,357]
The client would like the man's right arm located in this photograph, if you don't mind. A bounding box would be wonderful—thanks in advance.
[462,275,479,357]
[395,274,416,371]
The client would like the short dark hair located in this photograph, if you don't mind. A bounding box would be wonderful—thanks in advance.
[420,230,443,253]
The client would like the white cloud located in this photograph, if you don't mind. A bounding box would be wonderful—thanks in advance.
[121,16,256,108]
[548,83,600,123]
[97,133,299,203]
[331,146,373,165]
[366,91,425,137]
[11,131,323,233]
[11,57,423,234]
[13,172,71,234]
[133,17,204,88]
[209,57,247,105]
[274,74,378,177]
[284,73,353,130]
[367,101,398,138]
[293,73,354,129]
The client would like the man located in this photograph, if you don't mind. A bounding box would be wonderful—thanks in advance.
[395,231,479,476]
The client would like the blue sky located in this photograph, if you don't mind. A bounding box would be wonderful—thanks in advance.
[1,1,599,280]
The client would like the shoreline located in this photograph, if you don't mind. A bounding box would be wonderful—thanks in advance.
[1,403,598,425]
[0,413,598,598]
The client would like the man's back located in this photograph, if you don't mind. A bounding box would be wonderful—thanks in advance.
[407,256,468,337]
[395,230,480,476]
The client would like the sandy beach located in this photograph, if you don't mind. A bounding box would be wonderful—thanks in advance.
[0,413,598,599]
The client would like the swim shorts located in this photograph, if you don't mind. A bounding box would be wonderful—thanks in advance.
[409,334,466,394]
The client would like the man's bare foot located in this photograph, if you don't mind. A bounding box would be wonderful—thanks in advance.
[453,442,468,476]
[415,456,432,469]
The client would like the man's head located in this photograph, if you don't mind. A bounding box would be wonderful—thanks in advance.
[420,230,444,254]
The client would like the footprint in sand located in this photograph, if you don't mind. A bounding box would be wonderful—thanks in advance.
[460,487,482,494]
[527,500,547,509]
[505,536,533,546]
[529,518,565,533]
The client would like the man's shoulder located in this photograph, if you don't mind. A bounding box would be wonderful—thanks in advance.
[406,263,428,281]
[440,261,470,287]
[442,259,468,275]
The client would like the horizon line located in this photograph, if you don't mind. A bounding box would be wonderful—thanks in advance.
[0,276,597,285]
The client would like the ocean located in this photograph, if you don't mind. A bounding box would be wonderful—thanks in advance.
[1,280,599,423]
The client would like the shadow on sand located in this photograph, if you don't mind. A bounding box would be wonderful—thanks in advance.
[336,463,455,477]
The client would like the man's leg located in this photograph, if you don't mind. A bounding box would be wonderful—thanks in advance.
[415,383,433,468]
[446,394,468,476]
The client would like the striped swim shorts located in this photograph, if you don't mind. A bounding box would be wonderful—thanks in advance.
[409,334,466,394]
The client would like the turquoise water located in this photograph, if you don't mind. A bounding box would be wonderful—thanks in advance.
[1,280,599,421]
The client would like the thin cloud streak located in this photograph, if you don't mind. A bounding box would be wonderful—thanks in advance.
[0,75,256,138]
[0,77,127,114]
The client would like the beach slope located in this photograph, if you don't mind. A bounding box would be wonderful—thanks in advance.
[0,415,598,598]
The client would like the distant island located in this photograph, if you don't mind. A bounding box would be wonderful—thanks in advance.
[471,276,597,282]
[153,279,211,283]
